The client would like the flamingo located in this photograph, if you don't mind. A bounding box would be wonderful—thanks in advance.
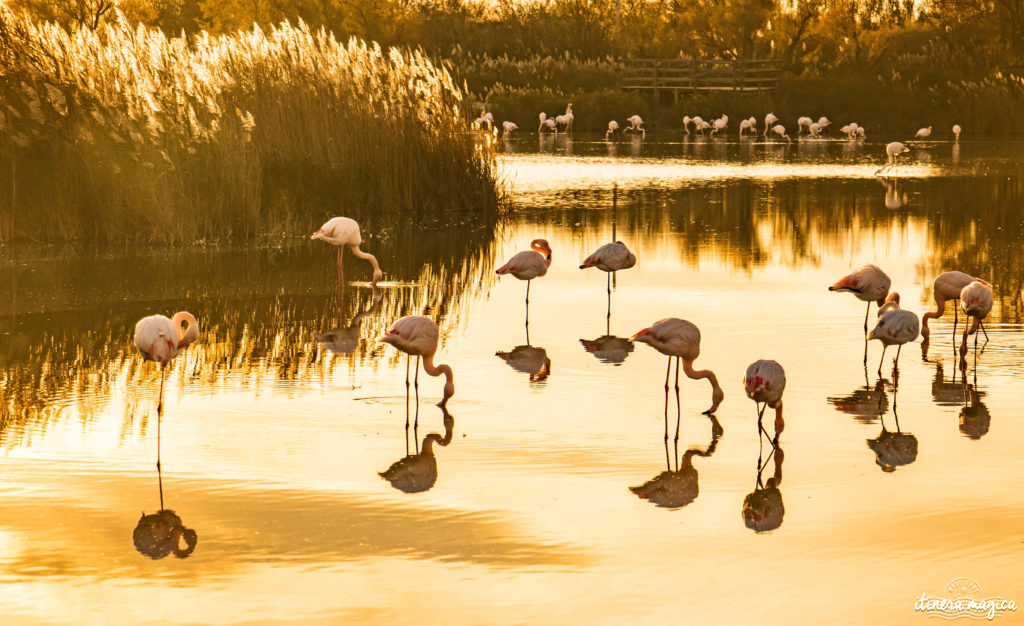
[739,119,752,136]
[606,120,619,140]
[632,318,724,415]
[868,293,920,376]
[563,103,574,132]
[921,271,979,340]
[691,116,705,135]
[829,264,892,334]
[959,280,993,362]
[379,407,454,493]
[797,116,812,135]
[134,311,200,412]
[747,116,757,134]
[554,114,570,133]
[625,115,645,138]
[710,115,728,135]
[682,115,692,134]
[816,116,831,132]
[874,141,909,175]
[856,127,865,138]
[840,123,859,139]
[696,120,711,135]
[915,126,932,138]
[379,316,455,407]
[538,112,548,133]
[311,217,383,285]
[744,360,786,445]
[502,121,519,138]
[496,239,552,311]
[579,241,636,273]
[771,124,791,143]
[763,113,778,136]
[543,118,557,133]
[952,124,962,142]
[808,122,822,137]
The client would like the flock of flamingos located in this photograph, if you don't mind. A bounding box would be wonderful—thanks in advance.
[133,211,993,451]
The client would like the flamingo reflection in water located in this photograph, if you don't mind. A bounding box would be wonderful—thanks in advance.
[742,441,785,533]
[827,364,890,425]
[379,406,455,494]
[379,316,455,408]
[630,409,722,509]
[314,285,382,355]
[310,216,383,286]
[132,398,198,560]
[134,311,199,412]
[866,383,918,472]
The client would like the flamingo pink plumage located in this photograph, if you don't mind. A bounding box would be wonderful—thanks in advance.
[632,318,724,415]
[959,280,993,362]
[311,217,383,285]
[829,264,892,333]
[379,315,454,407]
[496,239,552,306]
[868,293,920,376]
[744,360,786,444]
[134,311,199,411]
[579,241,636,272]
[921,271,978,339]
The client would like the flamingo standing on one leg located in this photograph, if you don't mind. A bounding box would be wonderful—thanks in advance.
[952,124,962,142]
[959,280,993,364]
[580,240,636,329]
[874,142,909,175]
[915,126,932,139]
[311,217,383,286]
[134,311,200,417]
[744,360,786,445]
[868,293,920,377]
[632,318,724,415]
[829,264,892,334]
[497,239,552,327]
[921,271,978,341]
[379,316,455,408]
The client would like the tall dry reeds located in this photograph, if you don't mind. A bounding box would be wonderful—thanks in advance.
[0,9,502,243]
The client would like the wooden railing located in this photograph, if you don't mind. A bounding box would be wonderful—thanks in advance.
[620,59,781,99]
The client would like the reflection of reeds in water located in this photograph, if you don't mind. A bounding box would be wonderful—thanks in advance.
[0,224,500,446]
[0,9,501,243]
[520,172,1024,313]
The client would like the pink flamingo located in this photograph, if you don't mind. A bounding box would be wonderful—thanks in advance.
[632,318,724,415]
[311,217,383,285]
[134,311,199,411]
[959,280,993,362]
[744,360,786,445]
[868,293,920,376]
[496,239,552,309]
[829,264,892,333]
[379,316,454,407]
[921,271,982,340]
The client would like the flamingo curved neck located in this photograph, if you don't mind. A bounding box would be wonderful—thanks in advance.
[172,312,199,348]
[350,245,382,278]
[682,359,722,395]
[422,354,453,382]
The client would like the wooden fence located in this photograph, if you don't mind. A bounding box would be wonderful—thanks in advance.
[620,59,781,100]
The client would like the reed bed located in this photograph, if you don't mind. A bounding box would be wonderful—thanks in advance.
[0,9,502,243]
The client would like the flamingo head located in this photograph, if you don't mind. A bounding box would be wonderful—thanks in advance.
[172,311,199,348]
[709,386,725,413]
[630,327,653,344]
[531,238,552,261]
[744,375,764,397]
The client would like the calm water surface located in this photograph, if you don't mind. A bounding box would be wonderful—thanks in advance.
[2,136,1023,624]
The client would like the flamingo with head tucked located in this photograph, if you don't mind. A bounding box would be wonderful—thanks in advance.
[311,217,383,285]
[829,264,892,334]
[952,124,962,142]
[632,318,724,415]
[868,293,920,377]
[915,126,932,139]
[379,316,454,407]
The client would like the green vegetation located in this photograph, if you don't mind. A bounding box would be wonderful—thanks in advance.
[0,7,501,244]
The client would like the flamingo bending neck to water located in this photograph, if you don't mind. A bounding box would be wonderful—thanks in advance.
[744,360,786,445]
[959,280,993,364]
[311,217,383,285]
[632,318,724,415]
[379,316,455,407]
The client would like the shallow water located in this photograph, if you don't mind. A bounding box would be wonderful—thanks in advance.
[2,136,1023,624]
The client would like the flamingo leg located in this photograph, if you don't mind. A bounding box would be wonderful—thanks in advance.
[156,364,165,480]
[673,357,681,444]
[405,354,410,390]
[414,356,420,428]
[878,345,887,378]
[404,372,410,432]
[336,247,344,284]
[980,321,989,341]
[663,357,671,442]
[157,362,167,416]
[606,272,612,336]
[864,302,870,334]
